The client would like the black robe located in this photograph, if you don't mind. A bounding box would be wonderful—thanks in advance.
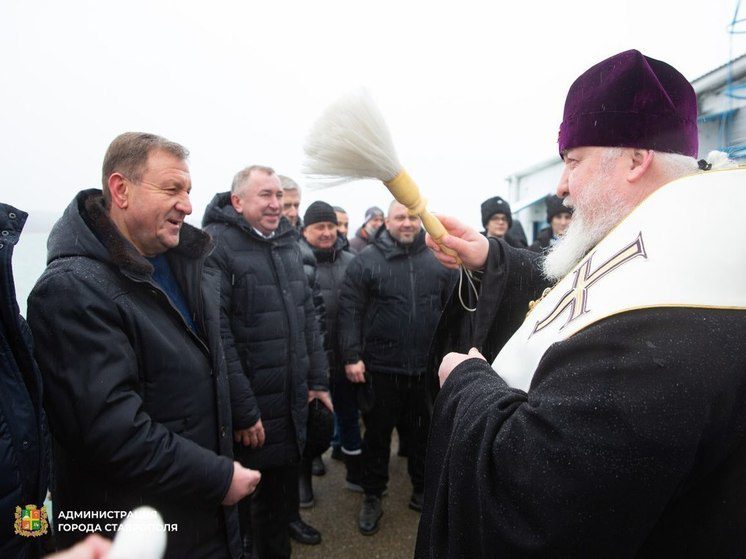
[425,238,548,402]
[417,241,746,558]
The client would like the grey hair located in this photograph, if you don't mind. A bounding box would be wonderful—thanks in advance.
[279,174,300,193]
[655,152,700,181]
[604,147,735,182]
[656,150,739,181]
[231,165,276,196]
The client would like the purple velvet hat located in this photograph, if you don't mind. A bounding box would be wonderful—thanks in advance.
[558,50,698,157]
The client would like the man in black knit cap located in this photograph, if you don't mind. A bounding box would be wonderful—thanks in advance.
[529,194,573,253]
[301,202,362,492]
[479,196,526,248]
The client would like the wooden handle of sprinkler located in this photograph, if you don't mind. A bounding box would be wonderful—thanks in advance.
[383,170,461,262]
[419,210,459,257]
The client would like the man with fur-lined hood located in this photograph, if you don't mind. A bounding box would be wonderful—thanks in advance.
[27,132,260,558]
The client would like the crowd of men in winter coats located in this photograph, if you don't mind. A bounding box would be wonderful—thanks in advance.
[7,48,745,559]
[0,129,586,559]
[4,133,519,558]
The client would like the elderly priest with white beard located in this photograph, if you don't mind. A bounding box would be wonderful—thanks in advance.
[416,50,746,558]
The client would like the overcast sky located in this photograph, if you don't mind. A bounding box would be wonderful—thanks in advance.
[2,0,745,233]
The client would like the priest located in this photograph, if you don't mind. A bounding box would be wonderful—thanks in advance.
[416,50,746,558]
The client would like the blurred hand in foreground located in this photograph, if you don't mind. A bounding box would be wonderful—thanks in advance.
[45,534,111,559]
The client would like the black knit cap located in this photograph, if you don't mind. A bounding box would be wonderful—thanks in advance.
[480,196,512,228]
[304,201,338,227]
[545,194,573,223]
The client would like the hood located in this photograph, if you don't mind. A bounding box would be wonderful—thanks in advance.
[202,191,296,241]
[373,227,426,260]
[47,189,212,276]
[202,191,240,229]
[47,189,114,267]
[0,203,28,250]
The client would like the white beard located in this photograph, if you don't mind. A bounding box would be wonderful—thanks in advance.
[542,169,632,283]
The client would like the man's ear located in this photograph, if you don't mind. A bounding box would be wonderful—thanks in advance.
[230,193,243,213]
[108,173,129,209]
[627,149,655,183]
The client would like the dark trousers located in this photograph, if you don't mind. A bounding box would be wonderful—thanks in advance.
[361,373,430,497]
[330,375,362,453]
[288,458,303,524]
[242,463,298,559]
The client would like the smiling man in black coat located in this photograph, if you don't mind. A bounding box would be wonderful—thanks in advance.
[202,165,330,559]
[27,133,260,558]
[300,201,359,490]
[339,201,456,536]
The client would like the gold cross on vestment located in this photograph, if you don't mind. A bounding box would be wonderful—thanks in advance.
[531,233,647,336]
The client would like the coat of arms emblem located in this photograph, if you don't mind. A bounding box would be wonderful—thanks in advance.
[14,504,49,537]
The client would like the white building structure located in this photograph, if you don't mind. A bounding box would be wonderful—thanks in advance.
[506,53,746,244]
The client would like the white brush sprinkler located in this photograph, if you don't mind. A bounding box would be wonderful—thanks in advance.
[303,88,478,310]
[303,88,459,261]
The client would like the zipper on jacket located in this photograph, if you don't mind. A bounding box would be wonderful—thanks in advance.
[125,271,210,357]
[270,243,296,416]
[408,254,417,372]
[408,254,416,323]
[193,256,208,343]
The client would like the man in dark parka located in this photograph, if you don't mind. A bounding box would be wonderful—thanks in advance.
[339,201,456,536]
[27,133,260,558]
[0,203,48,559]
[203,165,330,559]
[300,201,359,489]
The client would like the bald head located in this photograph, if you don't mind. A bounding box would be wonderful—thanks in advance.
[385,201,421,245]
